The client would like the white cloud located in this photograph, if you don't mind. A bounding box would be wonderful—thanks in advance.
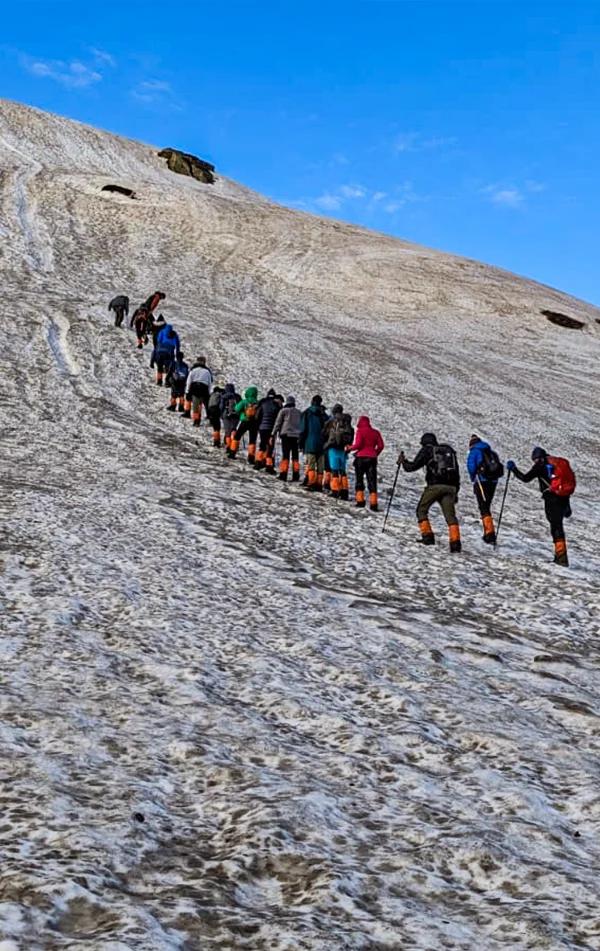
[22,55,102,88]
[89,47,117,68]
[383,200,404,213]
[483,185,525,208]
[131,79,180,108]
[394,132,420,153]
[525,179,546,193]
[394,132,456,154]
[339,184,367,199]
[314,193,343,211]
[372,191,387,202]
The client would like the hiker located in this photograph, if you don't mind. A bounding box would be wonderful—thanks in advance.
[323,404,354,500]
[207,378,226,446]
[399,433,461,552]
[507,448,576,566]
[149,312,167,348]
[467,434,504,544]
[153,324,181,385]
[347,415,384,510]
[184,356,214,426]
[165,351,189,412]
[255,389,282,473]
[132,309,149,349]
[272,395,302,482]
[108,294,129,328]
[228,387,259,462]
[142,291,166,314]
[299,395,329,491]
[220,383,242,450]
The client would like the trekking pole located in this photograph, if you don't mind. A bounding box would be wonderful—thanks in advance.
[382,463,401,534]
[494,471,511,547]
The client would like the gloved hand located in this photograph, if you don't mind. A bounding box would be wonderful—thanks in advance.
[397,451,405,466]
[506,460,516,471]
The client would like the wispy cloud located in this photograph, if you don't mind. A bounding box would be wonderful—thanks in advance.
[314,192,343,211]
[131,78,182,110]
[88,47,117,68]
[309,181,424,216]
[339,184,367,199]
[21,54,102,88]
[394,132,457,154]
[483,186,525,207]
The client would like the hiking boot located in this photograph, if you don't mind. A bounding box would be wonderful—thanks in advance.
[340,489,349,501]
[554,539,569,566]
[213,439,221,448]
[137,343,143,350]
[156,379,163,387]
[182,410,191,419]
[483,532,496,545]
[178,404,185,413]
[193,420,200,428]
[278,472,287,482]
[355,499,366,508]
[421,533,435,546]
[265,465,275,475]
[167,404,176,412]
[450,540,462,553]
[292,472,300,482]
[554,551,569,567]
[370,502,379,512]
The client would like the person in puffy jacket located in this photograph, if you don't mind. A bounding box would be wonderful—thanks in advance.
[299,395,329,491]
[467,434,500,544]
[398,433,461,552]
[142,291,166,314]
[507,447,573,566]
[184,356,213,425]
[347,415,384,511]
[220,383,242,450]
[323,403,354,500]
[272,396,303,482]
[108,294,129,328]
[165,351,189,412]
[228,386,259,463]
[207,378,226,446]
[255,389,283,473]
[153,325,181,385]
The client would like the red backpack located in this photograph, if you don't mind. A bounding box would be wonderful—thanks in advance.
[548,457,576,497]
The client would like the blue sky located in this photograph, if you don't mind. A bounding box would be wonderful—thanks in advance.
[1,1,599,304]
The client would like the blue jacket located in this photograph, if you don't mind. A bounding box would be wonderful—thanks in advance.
[467,440,495,483]
[300,405,329,454]
[156,325,180,356]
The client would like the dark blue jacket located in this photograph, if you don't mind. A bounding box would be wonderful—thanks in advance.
[467,440,495,483]
[257,397,281,432]
[300,405,329,454]
[220,384,241,421]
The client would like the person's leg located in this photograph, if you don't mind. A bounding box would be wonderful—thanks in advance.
[365,459,378,510]
[315,452,325,490]
[209,408,221,446]
[279,435,291,481]
[323,448,331,492]
[255,430,270,469]
[265,431,275,473]
[438,486,461,552]
[354,458,366,507]
[168,386,177,410]
[191,394,202,426]
[305,452,318,488]
[247,422,259,464]
[474,479,496,543]
[291,439,300,481]
[416,485,439,544]
[329,448,343,497]
[545,494,569,565]
[229,419,248,457]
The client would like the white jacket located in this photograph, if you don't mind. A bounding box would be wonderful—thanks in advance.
[185,365,213,395]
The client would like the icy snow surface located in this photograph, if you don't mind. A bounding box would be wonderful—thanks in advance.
[1,99,600,950]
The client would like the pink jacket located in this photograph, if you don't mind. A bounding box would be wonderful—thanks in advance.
[348,416,385,458]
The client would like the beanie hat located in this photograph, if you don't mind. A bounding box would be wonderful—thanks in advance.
[532,446,547,460]
[332,403,343,415]
[469,433,480,448]
[285,395,296,407]
[312,395,323,406]
[267,388,276,398]
[421,432,437,446]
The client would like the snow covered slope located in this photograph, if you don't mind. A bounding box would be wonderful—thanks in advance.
[1,98,600,951]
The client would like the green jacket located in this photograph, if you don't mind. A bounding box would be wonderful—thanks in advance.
[234,386,259,422]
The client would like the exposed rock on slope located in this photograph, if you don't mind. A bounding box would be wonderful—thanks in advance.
[158,147,216,184]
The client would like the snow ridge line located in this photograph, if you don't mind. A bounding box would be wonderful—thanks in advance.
[0,134,53,273]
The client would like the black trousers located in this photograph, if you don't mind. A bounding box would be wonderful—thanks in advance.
[544,492,570,542]
[258,429,273,452]
[188,383,210,412]
[281,435,299,463]
[354,457,377,494]
[473,480,496,517]
[113,306,126,328]
[234,419,258,447]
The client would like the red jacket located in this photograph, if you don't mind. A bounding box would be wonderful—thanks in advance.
[348,416,385,458]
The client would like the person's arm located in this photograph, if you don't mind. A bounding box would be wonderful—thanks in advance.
[347,429,364,453]
[509,459,545,483]
[234,398,246,415]
[401,446,429,472]
[272,409,284,436]
[466,447,479,482]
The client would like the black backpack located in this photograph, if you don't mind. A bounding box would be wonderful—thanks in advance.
[430,444,459,485]
[478,446,504,481]
[329,414,354,449]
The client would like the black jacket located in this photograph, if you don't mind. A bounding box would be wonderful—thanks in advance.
[511,459,550,494]
[402,443,460,488]
[109,295,129,313]
[256,397,282,432]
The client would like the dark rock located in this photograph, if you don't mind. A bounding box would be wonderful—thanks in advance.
[542,309,585,330]
[158,148,215,184]
[102,184,136,199]
[133,812,145,823]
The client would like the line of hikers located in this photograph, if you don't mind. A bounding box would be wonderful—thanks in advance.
[109,292,577,567]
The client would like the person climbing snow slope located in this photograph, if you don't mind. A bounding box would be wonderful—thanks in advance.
[255,389,282,472]
[228,386,259,462]
[207,378,226,446]
[399,433,461,552]
[323,404,354,500]
[165,351,189,412]
[507,447,576,566]
[467,434,504,544]
[347,415,384,511]
[108,294,129,328]
[184,356,213,425]
[272,396,302,482]
[299,395,328,491]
